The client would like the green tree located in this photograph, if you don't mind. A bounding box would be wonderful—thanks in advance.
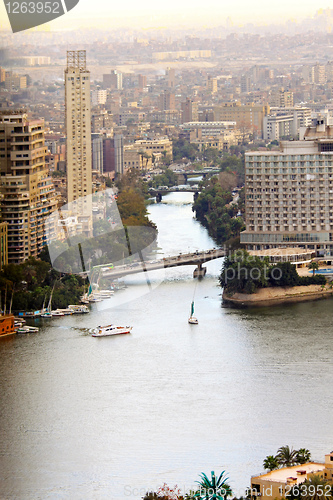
[263,455,280,471]
[192,177,244,245]
[296,449,311,464]
[308,261,319,277]
[220,251,270,295]
[276,445,298,467]
[269,262,300,287]
[297,475,332,500]
[172,138,199,162]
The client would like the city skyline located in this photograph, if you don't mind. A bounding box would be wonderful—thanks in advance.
[0,2,331,32]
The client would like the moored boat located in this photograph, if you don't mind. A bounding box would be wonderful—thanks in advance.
[51,310,65,317]
[68,305,89,314]
[14,317,26,325]
[0,314,15,338]
[88,295,102,302]
[16,325,39,334]
[92,324,132,337]
[41,312,52,318]
[55,308,73,315]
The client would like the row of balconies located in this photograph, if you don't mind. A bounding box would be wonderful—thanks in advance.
[246,206,333,214]
[247,225,332,232]
[251,216,332,223]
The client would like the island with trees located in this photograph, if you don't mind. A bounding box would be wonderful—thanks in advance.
[220,251,333,307]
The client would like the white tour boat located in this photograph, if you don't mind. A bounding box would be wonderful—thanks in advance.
[92,324,132,337]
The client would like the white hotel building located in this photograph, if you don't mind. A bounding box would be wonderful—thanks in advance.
[241,122,333,258]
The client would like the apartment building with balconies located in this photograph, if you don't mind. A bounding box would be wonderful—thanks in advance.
[241,122,333,258]
[0,110,57,263]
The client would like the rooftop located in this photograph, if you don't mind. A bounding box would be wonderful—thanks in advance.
[252,463,326,483]
[248,247,314,257]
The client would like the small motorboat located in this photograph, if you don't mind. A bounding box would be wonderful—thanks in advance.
[51,310,65,317]
[41,312,52,318]
[16,325,39,334]
[68,305,89,314]
[92,325,132,337]
[88,295,102,303]
[55,309,73,315]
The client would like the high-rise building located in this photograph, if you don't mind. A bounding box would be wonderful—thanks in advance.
[158,90,175,111]
[113,135,124,175]
[166,68,175,88]
[103,70,122,90]
[91,133,103,173]
[65,50,92,222]
[138,74,147,89]
[313,63,326,84]
[181,98,199,123]
[241,122,333,257]
[207,75,217,93]
[0,111,57,264]
[103,135,124,175]
[240,75,251,93]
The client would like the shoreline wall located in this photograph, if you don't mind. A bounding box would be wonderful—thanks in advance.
[223,284,333,307]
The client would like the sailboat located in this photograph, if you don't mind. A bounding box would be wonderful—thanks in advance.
[41,285,54,318]
[188,300,198,324]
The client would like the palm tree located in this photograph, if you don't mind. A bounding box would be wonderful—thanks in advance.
[196,471,232,500]
[308,261,319,276]
[296,448,311,464]
[263,455,280,471]
[300,474,332,500]
[276,445,298,467]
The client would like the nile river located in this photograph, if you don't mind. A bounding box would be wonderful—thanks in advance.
[1,192,333,499]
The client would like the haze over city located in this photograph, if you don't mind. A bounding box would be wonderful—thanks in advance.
[0,1,332,31]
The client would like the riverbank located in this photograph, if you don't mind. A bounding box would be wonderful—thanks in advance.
[223,283,333,307]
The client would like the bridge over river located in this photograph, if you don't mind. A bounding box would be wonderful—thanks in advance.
[100,247,226,280]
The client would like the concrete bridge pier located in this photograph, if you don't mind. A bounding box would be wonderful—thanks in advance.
[156,192,162,202]
[193,263,206,278]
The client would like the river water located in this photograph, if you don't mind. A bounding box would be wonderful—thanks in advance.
[1,192,333,500]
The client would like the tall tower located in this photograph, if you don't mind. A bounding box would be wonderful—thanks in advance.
[65,50,92,219]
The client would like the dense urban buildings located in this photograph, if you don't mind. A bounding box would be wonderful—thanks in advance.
[0,111,57,263]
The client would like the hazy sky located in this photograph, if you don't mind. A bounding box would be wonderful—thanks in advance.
[0,0,328,31]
